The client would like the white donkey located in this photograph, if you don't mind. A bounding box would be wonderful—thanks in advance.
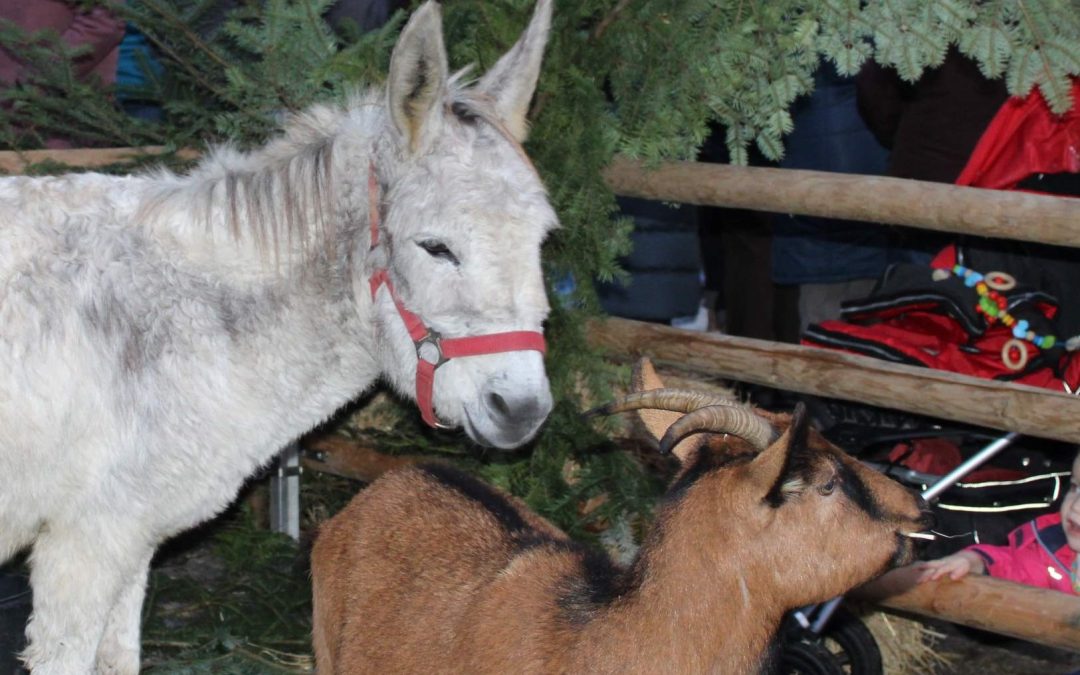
[0,1,555,672]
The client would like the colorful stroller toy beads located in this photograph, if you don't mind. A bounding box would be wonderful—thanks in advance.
[942,264,1058,371]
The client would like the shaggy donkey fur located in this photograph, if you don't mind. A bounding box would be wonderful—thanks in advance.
[0,1,555,672]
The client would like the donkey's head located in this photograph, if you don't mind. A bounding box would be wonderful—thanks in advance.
[368,0,555,448]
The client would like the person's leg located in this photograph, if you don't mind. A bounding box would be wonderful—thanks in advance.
[720,209,775,339]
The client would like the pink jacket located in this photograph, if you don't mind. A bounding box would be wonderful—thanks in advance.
[0,1,125,86]
[968,512,1078,594]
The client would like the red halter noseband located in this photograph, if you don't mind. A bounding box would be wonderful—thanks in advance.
[366,162,547,428]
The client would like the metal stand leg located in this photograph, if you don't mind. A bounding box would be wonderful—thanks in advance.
[920,431,1020,502]
[269,442,302,541]
[809,595,844,634]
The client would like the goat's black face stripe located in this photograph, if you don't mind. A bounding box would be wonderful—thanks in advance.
[837,459,884,521]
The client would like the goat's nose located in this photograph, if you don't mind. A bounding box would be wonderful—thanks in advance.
[918,508,937,530]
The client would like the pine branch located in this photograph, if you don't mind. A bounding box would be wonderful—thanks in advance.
[591,0,632,42]
[1016,0,1074,112]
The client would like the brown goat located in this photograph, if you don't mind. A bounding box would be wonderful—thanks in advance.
[311,361,931,673]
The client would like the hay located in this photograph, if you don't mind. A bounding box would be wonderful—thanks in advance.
[340,391,408,434]
[861,609,954,675]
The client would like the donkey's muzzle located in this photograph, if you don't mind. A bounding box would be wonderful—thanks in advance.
[473,384,553,449]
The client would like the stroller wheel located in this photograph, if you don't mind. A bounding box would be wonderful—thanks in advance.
[779,640,845,675]
[816,608,883,675]
[781,607,883,675]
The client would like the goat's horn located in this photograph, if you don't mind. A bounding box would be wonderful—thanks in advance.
[584,388,734,418]
[658,405,776,454]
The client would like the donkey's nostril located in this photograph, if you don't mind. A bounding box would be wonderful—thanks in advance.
[487,392,512,417]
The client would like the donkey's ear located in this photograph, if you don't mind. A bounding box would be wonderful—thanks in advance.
[387,1,449,154]
[475,0,553,143]
[756,402,814,508]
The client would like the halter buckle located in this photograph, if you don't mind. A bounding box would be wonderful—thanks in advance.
[415,330,448,368]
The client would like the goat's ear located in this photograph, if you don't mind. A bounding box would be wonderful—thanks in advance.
[387,1,448,154]
[630,358,703,464]
[475,0,553,143]
[630,358,674,442]
[756,402,814,507]
[631,357,666,392]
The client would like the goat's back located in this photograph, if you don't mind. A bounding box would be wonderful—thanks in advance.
[311,463,569,673]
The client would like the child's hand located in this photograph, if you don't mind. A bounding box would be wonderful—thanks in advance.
[916,550,985,583]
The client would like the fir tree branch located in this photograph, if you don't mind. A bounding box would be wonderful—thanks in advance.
[135,29,236,107]
[1017,0,1069,110]
[592,0,632,42]
[132,0,271,124]
[141,0,237,75]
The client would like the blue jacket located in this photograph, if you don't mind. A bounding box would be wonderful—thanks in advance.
[771,65,898,284]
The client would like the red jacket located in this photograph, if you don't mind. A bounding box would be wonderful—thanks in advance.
[968,512,1078,595]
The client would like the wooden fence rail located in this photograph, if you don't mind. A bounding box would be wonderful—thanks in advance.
[603,156,1080,248]
[0,146,198,173]
[588,317,1080,444]
[854,567,1080,651]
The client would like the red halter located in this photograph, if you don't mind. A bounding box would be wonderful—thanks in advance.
[366,162,547,428]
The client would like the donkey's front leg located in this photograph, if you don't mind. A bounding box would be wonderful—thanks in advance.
[22,524,140,675]
[95,551,153,675]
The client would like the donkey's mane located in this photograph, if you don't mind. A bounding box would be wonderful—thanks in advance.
[141,76,525,261]
[141,92,382,258]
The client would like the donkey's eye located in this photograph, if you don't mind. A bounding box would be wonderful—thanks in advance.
[417,239,460,265]
[818,477,838,496]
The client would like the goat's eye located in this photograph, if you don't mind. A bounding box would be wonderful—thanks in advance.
[818,477,838,496]
[417,239,460,265]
